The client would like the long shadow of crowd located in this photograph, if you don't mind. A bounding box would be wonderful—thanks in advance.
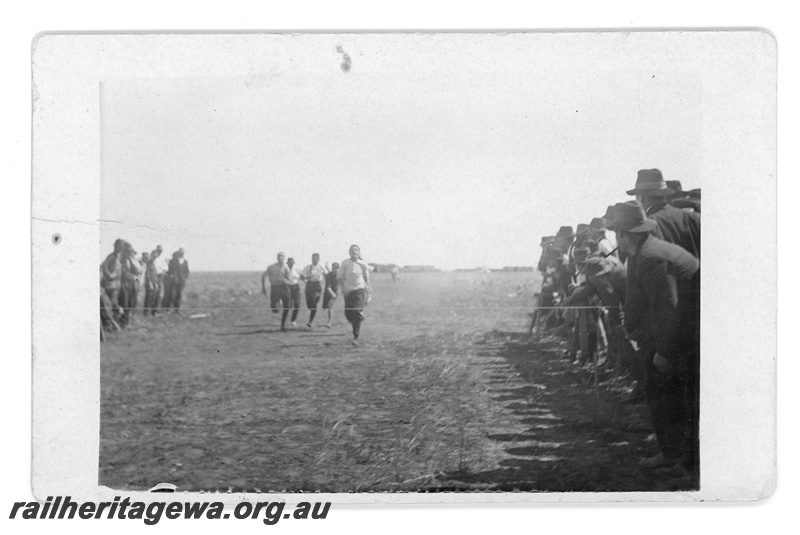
[100,240,190,339]
[532,168,700,487]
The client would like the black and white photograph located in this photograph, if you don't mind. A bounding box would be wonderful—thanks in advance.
[30,31,776,504]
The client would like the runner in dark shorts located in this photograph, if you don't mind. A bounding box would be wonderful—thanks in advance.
[305,281,323,309]
[300,253,328,328]
[344,288,366,336]
[286,257,301,326]
[261,252,294,331]
[337,245,372,346]
[270,284,291,315]
[322,262,340,328]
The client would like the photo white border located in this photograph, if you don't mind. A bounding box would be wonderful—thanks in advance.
[30,30,775,504]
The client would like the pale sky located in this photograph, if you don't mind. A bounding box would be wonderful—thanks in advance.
[100,69,701,271]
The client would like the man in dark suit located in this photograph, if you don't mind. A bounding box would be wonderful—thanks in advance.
[614,200,700,482]
[101,239,125,323]
[627,169,701,259]
[164,248,190,312]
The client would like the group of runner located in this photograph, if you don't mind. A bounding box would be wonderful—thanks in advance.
[261,244,372,346]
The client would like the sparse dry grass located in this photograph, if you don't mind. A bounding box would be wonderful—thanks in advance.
[100,271,695,493]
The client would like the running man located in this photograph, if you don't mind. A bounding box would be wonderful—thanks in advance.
[286,257,302,327]
[322,262,340,328]
[300,253,328,328]
[261,252,293,331]
[337,244,372,346]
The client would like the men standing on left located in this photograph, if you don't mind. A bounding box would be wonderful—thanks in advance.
[164,248,190,312]
[120,242,143,325]
[147,245,168,315]
[338,244,372,346]
[300,253,328,328]
[262,252,293,331]
[101,239,125,323]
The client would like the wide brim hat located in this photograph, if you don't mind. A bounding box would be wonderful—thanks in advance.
[612,200,658,233]
[589,217,606,231]
[666,180,683,193]
[626,169,675,197]
[601,205,616,229]
[556,226,574,239]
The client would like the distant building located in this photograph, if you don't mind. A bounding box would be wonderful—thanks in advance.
[401,265,438,273]
[368,263,399,273]
[490,266,535,272]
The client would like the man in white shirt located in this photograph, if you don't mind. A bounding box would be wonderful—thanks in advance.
[589,216,618,258]
[300,253,328,328]
[286,257,303,326]
[148,245,169,315]
[337,244,372,346]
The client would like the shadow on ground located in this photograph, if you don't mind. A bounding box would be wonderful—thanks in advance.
[431,330,698,492]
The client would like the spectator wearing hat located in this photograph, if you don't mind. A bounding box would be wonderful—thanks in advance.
[544,246,571,297]
[553,226,575,257]
[665,180,684,203]
[569,224,591,284]
[120,242,143,325]
[99,265,122,339]
[574,224,590,247]
[589,216,618,258]
[164,248,190,312]
[561,252,628,368]
[537,236,557,274]
[627,169,700,258]
[614,200,700,479]
[559,246,600,365]
[671,188,701,213]
[532,244,570,333]
[101,239,125,322]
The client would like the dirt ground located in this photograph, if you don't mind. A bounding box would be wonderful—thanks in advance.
[100,270,696,493]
